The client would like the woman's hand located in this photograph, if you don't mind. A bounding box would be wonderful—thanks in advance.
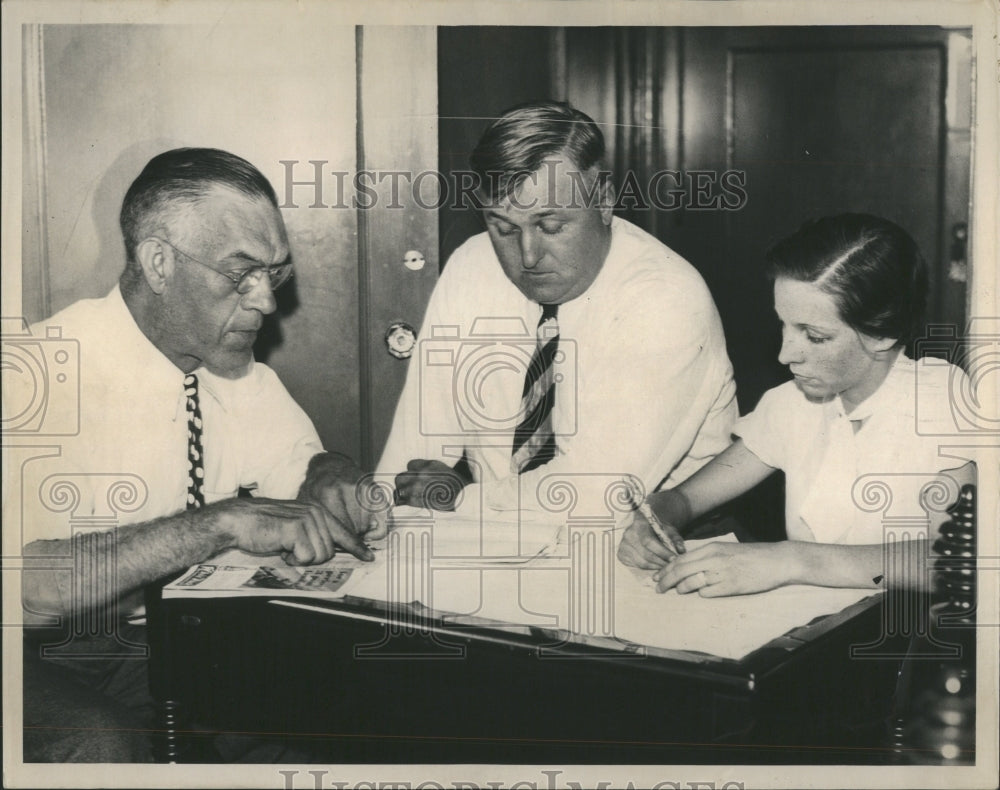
[652,540,803,597]
[617,510,685,570]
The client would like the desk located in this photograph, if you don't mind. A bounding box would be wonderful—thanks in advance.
[151,589,905,764]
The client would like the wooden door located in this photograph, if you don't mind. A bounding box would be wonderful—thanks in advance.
[20,23,438,467]
[684,27,971,410]
[560,26,972,411]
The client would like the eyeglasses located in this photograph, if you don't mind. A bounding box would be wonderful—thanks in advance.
[153,237,293,295]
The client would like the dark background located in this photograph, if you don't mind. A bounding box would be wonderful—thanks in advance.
[438,26,972,414]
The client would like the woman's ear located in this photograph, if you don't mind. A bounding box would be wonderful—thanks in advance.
[860,334,900,354]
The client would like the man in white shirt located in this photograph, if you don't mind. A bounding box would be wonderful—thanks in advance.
[379,102,737,520]
[7,148,378,761]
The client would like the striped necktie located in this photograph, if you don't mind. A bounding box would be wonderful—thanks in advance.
[184,373,205,509]
[511,303,559,474]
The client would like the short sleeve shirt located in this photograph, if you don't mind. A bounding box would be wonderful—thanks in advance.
[3,286,323,545]
[734,354,974,544]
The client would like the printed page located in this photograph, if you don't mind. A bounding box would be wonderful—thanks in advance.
[162,547,380,599]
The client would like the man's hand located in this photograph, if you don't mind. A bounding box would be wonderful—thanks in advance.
[298,452,387,542]
[617,509,685,570]
[652,541,798,597]
[207,496,374,564]
[394,459,469,511]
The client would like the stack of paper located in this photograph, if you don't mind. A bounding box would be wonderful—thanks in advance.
[167,508,876,660]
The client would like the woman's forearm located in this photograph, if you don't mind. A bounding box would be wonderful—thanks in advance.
[648,439,777,531]
[788,538,934,591]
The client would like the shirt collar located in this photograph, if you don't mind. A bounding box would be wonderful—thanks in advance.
[105,285,253,418]
[107,284,186,383]
[550,218,619,313]
[833,351,912,422]
[195,361,260,412]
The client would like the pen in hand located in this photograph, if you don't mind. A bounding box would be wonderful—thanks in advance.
[637,500,685,559]
[624,478,685,559]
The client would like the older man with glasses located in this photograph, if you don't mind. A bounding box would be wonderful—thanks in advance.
[9,148,379,762]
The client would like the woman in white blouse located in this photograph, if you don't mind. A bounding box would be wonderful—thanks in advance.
[618,213,976,596]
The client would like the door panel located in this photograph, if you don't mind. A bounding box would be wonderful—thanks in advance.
[31,23,361,455]
[726,41,945,406]
[22,23,439,464]
[559,26,970,412]
[684,27,969,410]
[359,26,440,467]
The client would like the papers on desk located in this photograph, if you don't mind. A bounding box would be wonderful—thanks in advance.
[161,503,559,601]
[162,547,380,599]
[389,504,564,563]
[346,522,876,661]
[166,509,876,661]
[610,553,875,660]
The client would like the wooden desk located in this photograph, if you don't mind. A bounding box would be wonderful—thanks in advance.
[151,590,906,764]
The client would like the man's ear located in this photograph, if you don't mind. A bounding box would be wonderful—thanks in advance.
[134,238,172,295]
[598,173,615,225]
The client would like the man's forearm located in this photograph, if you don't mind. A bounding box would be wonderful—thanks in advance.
[22,508,232,618]
[298,451,362,497]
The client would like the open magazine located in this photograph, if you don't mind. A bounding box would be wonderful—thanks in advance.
[161,546,381,599]
[161,504,566,600]
[161,504,564,600]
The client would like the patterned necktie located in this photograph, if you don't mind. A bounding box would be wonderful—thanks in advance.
[184,373,205,509]
[511,303,559,474]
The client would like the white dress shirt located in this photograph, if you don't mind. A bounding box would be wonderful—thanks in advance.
[4,285,323,545]
[377,217,738,519]
[734,353,975,544]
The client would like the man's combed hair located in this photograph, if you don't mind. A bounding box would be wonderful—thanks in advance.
[470,100,607,203]
[119,148,278,265]
[765,213,928,345]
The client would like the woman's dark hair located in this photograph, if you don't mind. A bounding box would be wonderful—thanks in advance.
[765,213,928,345]
[470,100,607,203]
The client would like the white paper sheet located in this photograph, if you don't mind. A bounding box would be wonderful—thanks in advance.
[165,513,875,659]
[347,516,876,660]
